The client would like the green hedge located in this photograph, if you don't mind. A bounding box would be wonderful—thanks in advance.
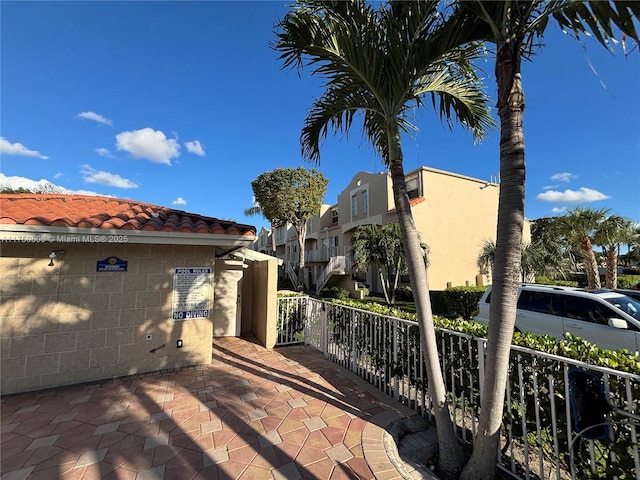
[441,286,487,320]
[332,298,640,374]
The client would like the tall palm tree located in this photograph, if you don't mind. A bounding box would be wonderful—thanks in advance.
[273,1,493,474]
[594,214,636,288]
[437,3,638,478]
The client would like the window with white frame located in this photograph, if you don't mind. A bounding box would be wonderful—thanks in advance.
[362,190,368,215]
[351,194,358,217]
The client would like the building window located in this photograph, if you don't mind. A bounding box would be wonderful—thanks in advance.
[362,190,368,215]
[331,208,338,224]
[351,194,358,217]
[406,175,420,199]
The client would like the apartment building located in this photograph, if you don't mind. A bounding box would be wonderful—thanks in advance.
[255,166,531,295]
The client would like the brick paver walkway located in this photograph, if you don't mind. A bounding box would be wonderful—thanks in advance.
[1,336,417,479]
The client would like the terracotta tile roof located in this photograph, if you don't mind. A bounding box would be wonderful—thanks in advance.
[388,195,425,212]
[0,194,256,236]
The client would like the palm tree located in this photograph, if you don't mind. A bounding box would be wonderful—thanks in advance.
[477,239,554,283]
[273,1,493,473]
[437,3,638,477]
[351,223,425,304]
[594,214,636,288]
[558,206,609,288]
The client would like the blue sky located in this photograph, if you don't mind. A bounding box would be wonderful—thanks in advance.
[1,1,638,232]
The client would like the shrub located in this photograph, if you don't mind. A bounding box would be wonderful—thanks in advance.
[618,275,640,289]
[278,277,295,291]
[534,275,579,287]
[320,286,350,300]
[442,286,487,320]
[394,285,414,301]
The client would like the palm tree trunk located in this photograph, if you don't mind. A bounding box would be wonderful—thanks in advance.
[605,246,618,289]
[461,41,525,480]
[296,221,307,291]
[379,269,391,304]
[581,236,601,289]
[387,126,466,476]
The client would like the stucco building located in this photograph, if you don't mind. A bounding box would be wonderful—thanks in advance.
[260,167,531,296]
[0,194,279,395]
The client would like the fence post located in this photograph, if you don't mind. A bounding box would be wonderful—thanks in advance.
[477,337,485,405]
[321,301,328,358]
[304,297,311,346]
[393,319,399,400]
[351,309,357,373]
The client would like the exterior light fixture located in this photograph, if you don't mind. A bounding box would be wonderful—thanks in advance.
[48,250,65,267]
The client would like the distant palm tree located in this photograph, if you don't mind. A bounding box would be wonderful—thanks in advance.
[559,206,609,289]
[594,215,636,288]
[351,223,427,304]
[274,1,493,472]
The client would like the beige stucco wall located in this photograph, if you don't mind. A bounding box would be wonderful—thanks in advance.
[0,241,225,395]
[248,259,278,349]
[213,259,244,337]
[412,169,500,289]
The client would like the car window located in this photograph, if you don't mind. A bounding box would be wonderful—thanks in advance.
[604,296,640,321]
[517,291,559,315]
[560,296,619,325]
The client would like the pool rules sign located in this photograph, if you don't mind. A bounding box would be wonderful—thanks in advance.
[172,267,212,321]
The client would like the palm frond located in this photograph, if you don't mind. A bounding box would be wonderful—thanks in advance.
[552,1,640,51]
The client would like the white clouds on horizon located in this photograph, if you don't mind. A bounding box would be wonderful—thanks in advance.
[80,165,138,189]
[78,111,113,126]
[115,128,179,165]
[184,140,205,156]
[0,173,103,196]
[172,197,187,205]
[537,187,611,203]
[0,137,49,159]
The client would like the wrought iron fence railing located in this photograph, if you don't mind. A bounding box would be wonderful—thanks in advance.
[276,296,640,480]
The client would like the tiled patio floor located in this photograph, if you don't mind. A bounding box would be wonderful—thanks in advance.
[1,336,418,480]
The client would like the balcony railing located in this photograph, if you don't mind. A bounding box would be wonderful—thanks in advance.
[305,246,339,263]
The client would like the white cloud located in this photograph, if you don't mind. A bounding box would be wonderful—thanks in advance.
[78,111,113,126]
[95,147,114,158]
[536,187,611,203]
[172,197,187,205]
[0,173,104,196]
[80,165,138,189]
[551,207,568,214]
[184,140,205,156]
[53,173,64,179]
[0,137,49,159]
[115,128,180,165]
[550,172,576,183]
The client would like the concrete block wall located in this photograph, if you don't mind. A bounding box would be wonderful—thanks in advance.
[0,241,216,395]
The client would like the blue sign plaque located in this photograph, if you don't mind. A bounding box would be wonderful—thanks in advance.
[97,257,128,272]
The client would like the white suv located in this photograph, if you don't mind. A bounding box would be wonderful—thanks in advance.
[474,284,640,352]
